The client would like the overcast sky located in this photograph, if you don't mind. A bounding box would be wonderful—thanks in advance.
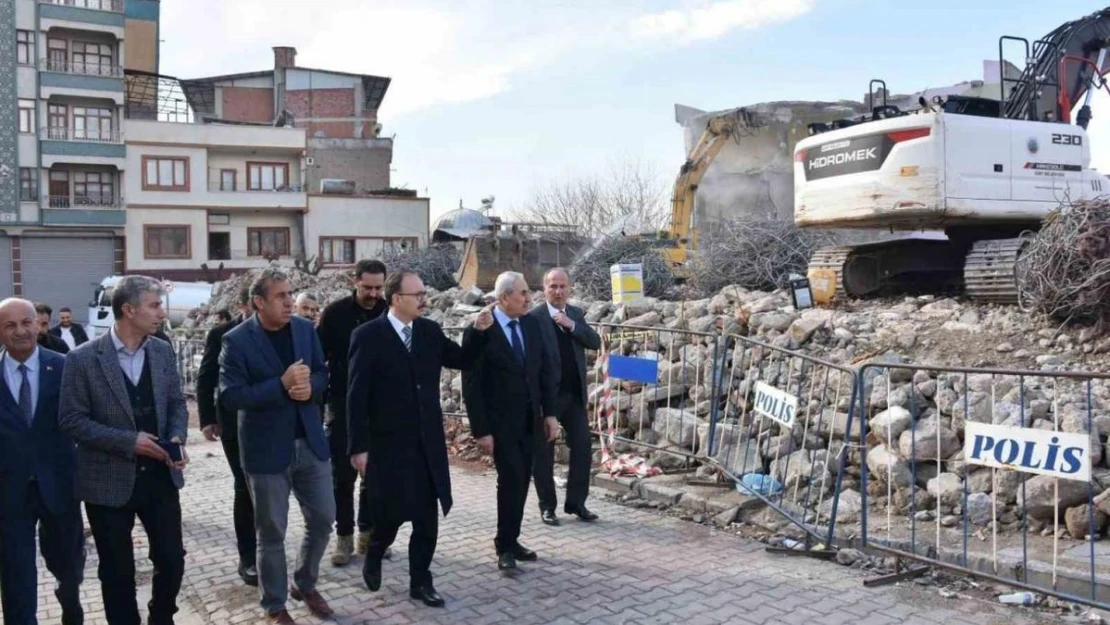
[159,0,1110,221]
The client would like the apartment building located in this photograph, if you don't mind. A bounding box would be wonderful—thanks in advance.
[2,0,159,321]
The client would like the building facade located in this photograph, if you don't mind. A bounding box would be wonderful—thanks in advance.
[3,0,159,322]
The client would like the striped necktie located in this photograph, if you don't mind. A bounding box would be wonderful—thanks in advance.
[402,325,412,352]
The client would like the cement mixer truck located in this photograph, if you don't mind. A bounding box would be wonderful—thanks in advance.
[86,275,218,339]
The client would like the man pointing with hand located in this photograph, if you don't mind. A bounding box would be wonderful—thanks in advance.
[220,268,335,625]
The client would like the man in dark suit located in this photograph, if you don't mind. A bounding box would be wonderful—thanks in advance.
[196,286,256,586]
[219,268,335,625]
[347,270,493,607]
[0,298,85,625]
[316,259,388,566]
[49,306,90,352]
[58,275,189,625]
[462,271,559,571]
[529,268,601,525]
[35,303,69,354]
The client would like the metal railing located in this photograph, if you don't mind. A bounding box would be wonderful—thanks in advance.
[38,0,124,12]
[207,180,305,193]
[45,195,123,209]
[42,58,123,77]
[40,127,122,144]
[172,338,206,398]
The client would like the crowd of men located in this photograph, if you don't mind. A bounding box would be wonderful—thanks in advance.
[0,260,601,625]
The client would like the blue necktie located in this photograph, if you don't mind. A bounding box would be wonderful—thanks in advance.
[17,364,32,426]
[508,320,525,366]
[402,326,413,352]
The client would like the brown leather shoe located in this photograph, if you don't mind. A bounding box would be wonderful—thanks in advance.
[265,609,296,624]
[289,587,334,618]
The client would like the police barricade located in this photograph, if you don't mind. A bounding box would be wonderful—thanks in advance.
[858,361,1110,609]
[172,337,206,398]
[703,332,860,550]
[590,322,723,475]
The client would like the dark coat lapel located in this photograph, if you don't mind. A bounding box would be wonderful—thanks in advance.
[33,353,61,429]
[0,362,20,425]
[96,334,134,423]
[247,316,285,373]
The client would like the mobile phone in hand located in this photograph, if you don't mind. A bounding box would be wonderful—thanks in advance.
[158,440,183,463]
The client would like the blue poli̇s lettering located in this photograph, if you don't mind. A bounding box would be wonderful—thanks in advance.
[1043,436,1062,473]
[1020,440,1043,470]
[993,439,1020,465]
[1060,445,1085,474]
[971,434,995,460]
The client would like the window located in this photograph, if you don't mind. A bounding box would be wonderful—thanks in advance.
[48,104,67,139]
[72,41,114,75]
[74,171,114,206]
[248,227,290,257]
[208,232,231,261]
[47,39,67,72]
[246,162,289,191]
[144,226,190,259]
[18,100,34,134]
[48,170,69,206]
[72,107,113,141]
[142,156,189,191]
[320,238,356,265]
[219,169,237,191]
[19,169,37,202]
[16,31,33,66]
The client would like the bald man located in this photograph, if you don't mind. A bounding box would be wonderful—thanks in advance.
[0,298,85,625]
[295,293,320,325]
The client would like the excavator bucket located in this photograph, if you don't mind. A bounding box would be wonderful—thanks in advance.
[454,232,589,291]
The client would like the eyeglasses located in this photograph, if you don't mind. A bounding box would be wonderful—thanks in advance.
[398,291,427,300]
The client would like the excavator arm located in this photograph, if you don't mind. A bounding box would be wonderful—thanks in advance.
[665,108,764,266]
[1003,6,1110,125]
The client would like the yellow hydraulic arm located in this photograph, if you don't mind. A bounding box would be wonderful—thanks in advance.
[664,108,763,267]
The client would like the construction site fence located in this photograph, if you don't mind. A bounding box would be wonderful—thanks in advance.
[172,337,206,399]
[857,360,1110,610]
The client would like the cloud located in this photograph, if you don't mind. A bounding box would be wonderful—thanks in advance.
[630,0,817,43]
[157,1,815,119]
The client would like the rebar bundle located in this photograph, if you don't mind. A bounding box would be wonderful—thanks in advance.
[689,219,836,296]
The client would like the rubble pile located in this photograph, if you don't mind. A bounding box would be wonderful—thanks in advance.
[688,219,838,294]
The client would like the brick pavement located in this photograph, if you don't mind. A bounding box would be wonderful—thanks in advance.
[17,430,1063,625]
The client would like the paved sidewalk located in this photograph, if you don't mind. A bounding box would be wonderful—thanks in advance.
[21,430,1061,625]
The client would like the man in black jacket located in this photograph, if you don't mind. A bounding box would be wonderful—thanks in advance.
[347,270,493,607]
[196,286,256,586]
[462,271,559,572]
[316,259,388,566]
[34,303,69,354]
[49,306,90,351]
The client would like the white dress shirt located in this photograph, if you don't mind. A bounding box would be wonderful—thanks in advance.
[387,311,414,347]
[3,346,40,416]
[545,302,576,332]
[59,326,77,351]
[110,326,149,385]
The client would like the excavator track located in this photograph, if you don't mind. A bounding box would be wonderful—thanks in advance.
[962,238,1024,305]
[806,246,853,300]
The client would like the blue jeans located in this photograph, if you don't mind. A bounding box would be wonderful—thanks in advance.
[247,438,336,613]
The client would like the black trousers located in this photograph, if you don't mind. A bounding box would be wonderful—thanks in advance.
[327,402,371,536]
[533,392,592,512]
[493,430,534,553]
[219,424,257,566]
[0,482,85,625]
[364,463,438,589]
[85,466,185,625]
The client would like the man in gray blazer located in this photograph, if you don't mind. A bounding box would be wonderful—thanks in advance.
[529,268,601,525]
[59,275,189,625]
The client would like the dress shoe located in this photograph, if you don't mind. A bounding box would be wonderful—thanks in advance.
[331,534,354,566]
[541,509,560,525]
[238,562,259,586]
[265,609,296,625]
[363,556,382,591]
[511,544,537,561]
[565,505,599,521]
[289,587,334,618]
[409,584,446,607]
[497,551,516,570]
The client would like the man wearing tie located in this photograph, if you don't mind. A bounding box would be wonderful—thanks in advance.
[529,268,601,525]
[462,271,559,571]
[347,270,493,607]
[0,298,85,625]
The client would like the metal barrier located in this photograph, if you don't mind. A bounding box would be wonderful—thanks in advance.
[590,323,721,470]
[858,361,1110,609]
[172,337,206,398]
[704,333,860,550]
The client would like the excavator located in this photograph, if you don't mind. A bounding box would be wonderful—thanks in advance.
[795,7,1110,304]
[656,108,768,275]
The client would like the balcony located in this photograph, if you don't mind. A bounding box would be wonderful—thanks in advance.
[40,127,125,166]
[40,58,124,94]
[41,195,125,227]
[38,0,126,28]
